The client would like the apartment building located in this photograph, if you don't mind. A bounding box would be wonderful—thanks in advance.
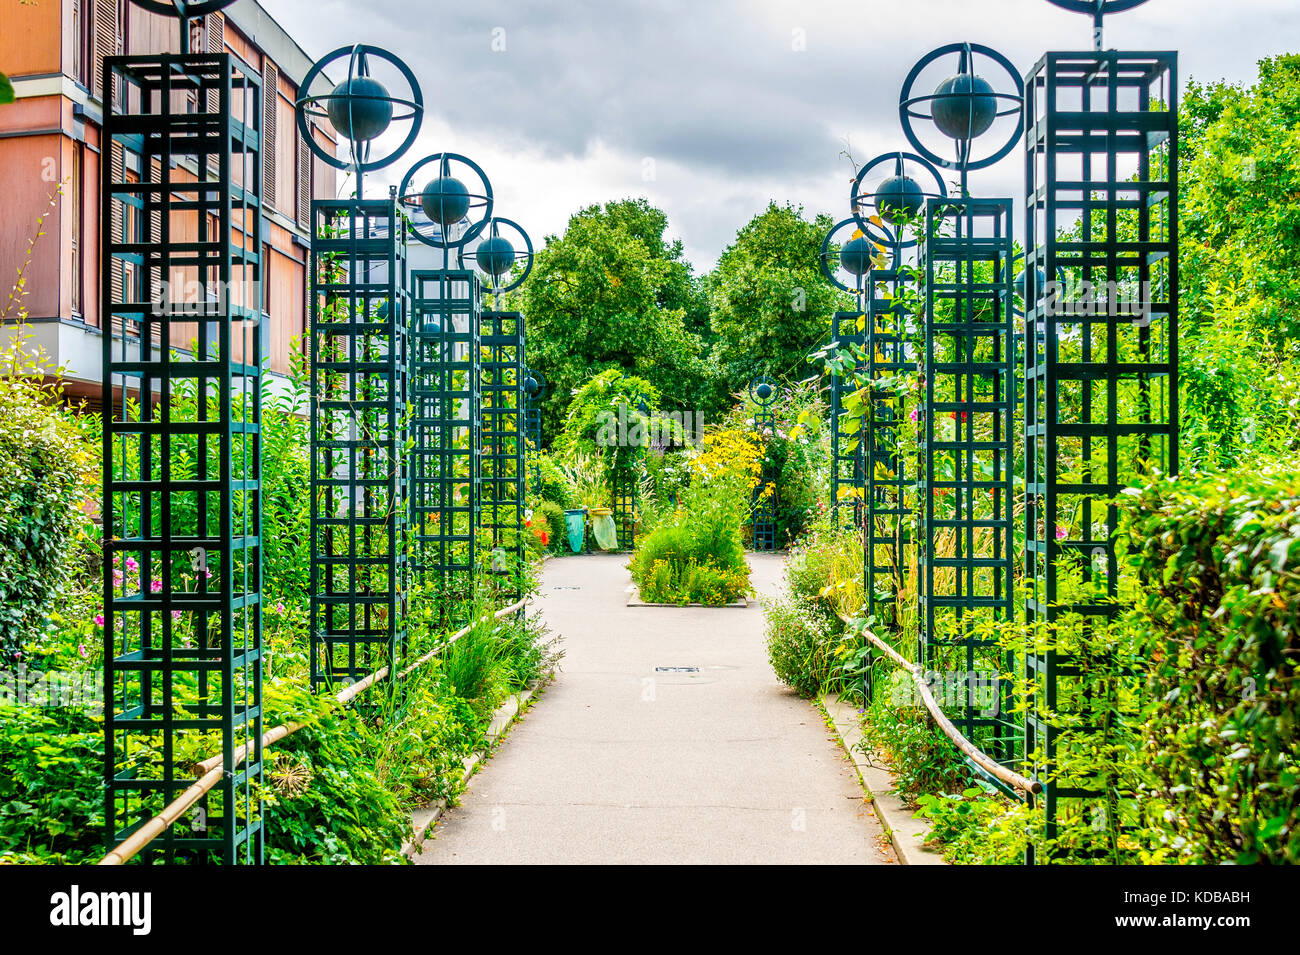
[0,0,337,404]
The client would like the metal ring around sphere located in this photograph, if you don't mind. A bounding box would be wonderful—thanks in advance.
[749,376,779,410]
[295,44,423,176]
[129,0,239,17]
[899,42,1024,174]
[1045,0,1149,15]
[850,151,948,250]
[398,152,495,250]
[468,217,535,294]
[820,217,891,294]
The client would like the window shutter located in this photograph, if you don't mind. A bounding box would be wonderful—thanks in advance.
[297,130,311,228]
[262,61,278,211]
[109,142,125,308]
[93,0,117,101]
[205,14,225,112]
[148,156,163,307]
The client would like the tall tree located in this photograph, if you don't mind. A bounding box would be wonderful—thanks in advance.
[704,202,850,407]
[521,198,709,439]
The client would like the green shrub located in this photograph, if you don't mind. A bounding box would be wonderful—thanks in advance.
[529,452,575,509]
[1120,463,1300,864]
[0,375,94,659]
[533,500,566,552]
[913,788,1029,864]
[0,705,104,864]
[628,479,751,606]
[861,671,970,804]
[763,595,839,697]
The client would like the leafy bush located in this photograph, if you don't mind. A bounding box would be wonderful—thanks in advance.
[529,452,575,509]
[628,480,751,606]
[532,500,566,553]
[861,671,970,804]
[913,788,1029,865]
[0,372,94,660]
[1120,463,1300,864]
[0,705,103,864]
[763,595,839,698]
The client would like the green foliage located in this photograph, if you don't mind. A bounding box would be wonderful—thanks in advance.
[762,594,839,698]
[529,451,575,509]
[521,198,711,437]
[0,357,95,660]
[913,789,1029,865]
[0,705,103,864]
[706,202,852,404]
[861,672,971,804]
[532,500,567,553]
[261,348,312,609]
[1180,55,1300,467]
[628,480,751,606]
[556,369,663,483]
[1119,463,1300,864]
[0,71,15,105]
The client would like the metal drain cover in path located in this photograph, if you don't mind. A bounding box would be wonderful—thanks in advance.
[654,666,700,673]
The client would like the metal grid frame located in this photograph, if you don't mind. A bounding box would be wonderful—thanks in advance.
[866,265,915,622]
[1023,50,1179,857]
[829,311,867,525]
[410,269,481,621]
[752,404,778,551]
[101,52,264,863]
[309,195,409,688]
[479,310,526,584]
[613,475,638,552]
[919,196,1018,757]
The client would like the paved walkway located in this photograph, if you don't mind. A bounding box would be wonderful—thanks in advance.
[414,552,891,865]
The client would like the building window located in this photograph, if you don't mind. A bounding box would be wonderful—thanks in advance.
[71,146,83,317]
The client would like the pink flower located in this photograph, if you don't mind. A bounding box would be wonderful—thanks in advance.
[1055,525,1068,541]
[151,579,163,593]
[274,601,286,615]
[125,557,138,572]
[909,409,919,422]
[171,610,183,622]
[94,614,105,627]
[78,644,88,658]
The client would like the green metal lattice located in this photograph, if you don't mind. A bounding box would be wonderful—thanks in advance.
[410,269,480,622]
[480,309,526,589]
[102,52,264,863]
[309,194,410,688]
[919,196,1019,764]
[1023,50,1179,860]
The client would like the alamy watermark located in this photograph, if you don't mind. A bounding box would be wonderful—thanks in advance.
[1,665,104,714]
[595,404,705,449]
[1038,278,1158,326]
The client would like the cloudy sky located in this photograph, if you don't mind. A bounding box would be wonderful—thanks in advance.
[260,0,1300,271]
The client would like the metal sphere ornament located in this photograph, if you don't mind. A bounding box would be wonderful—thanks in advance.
[839,236,874,277]
[295,45,423,179]
[899,42,1024,177]
[850,151,947,248]
[931,73,998,141]
[130,0,239,17]
[326,75,393,142]
[468,217,534,293]
[126,0,240,51]
[421,177,472,227]
[522,369,548,401]
[749,377,779,410]
[399,153,493,250]
[820,216,890,294]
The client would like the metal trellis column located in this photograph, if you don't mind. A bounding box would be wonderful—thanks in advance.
[1023,49,1179,859]
[309,194,410,688]
[919,196,1018,760]
[102,51,264,863]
